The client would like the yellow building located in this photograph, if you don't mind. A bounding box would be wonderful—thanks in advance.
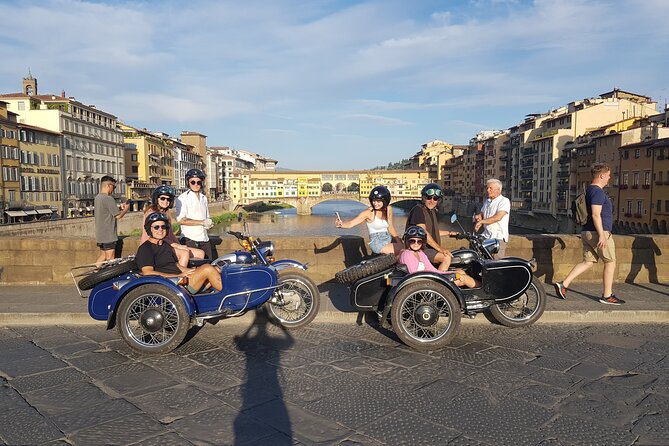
[119,124,175,206]
[0,101,21,223]
[18,123,62,218]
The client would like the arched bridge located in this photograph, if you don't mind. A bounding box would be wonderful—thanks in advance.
[229,170,432,215]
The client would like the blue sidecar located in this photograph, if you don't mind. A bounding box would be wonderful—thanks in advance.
[72,254,320,354]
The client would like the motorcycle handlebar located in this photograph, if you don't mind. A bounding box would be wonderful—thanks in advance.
[226,230,246,240]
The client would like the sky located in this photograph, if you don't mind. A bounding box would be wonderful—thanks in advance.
[0,0,667,170]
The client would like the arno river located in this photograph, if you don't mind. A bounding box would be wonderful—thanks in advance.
[213,199,465,238]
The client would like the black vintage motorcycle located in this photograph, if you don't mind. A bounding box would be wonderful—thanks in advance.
[335,215,546,350]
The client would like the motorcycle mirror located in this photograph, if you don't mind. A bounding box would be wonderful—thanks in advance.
[237,212,243,222]
[450,214,457,224]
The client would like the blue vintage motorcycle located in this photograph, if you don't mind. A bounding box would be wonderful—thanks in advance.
[72,226,320,354]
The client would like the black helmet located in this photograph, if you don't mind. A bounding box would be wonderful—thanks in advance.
[404,225,427,248]
[144,212,170,236]
[369,185,391,207]
[421,182,443,199]
[151,185,176,209]
[185,168,206,183]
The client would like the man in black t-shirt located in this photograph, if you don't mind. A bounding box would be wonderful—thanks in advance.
[137,213,222,293]
[405,183,457,270]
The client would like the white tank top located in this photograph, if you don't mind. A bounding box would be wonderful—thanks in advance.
[366,213,389,234]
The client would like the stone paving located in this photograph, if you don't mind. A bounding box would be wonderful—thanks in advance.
[0,320,668,445]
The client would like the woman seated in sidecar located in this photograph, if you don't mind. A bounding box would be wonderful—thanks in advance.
[399,225,480,289]
[136,212,222,294]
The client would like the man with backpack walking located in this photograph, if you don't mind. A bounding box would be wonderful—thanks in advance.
[554,163,624,305]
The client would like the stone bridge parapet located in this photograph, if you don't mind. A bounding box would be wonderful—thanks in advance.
[0,234,666,285]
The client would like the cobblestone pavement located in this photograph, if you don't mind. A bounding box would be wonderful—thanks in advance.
[1,320,667,446]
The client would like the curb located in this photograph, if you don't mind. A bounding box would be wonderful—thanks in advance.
[1,310,669,326]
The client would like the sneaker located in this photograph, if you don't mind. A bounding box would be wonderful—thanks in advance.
[554,282,567,300]
[599,294,625,305]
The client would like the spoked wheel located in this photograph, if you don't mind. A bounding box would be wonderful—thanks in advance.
[489,277,546,327]
[117,284,190,354]
[265,270,320,328]
[390,281,461,351]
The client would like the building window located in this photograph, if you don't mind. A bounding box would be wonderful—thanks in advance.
[645,171,651,186]
[634,149,640,159]
[637,201,643,215]
[622,172,629,185]
[633,172,639,187]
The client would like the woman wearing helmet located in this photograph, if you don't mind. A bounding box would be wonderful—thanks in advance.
[399,225,478,288]
[405,182,457,269]
[335,185,400,255]
[136,212,222,293]
[141,185,204,267]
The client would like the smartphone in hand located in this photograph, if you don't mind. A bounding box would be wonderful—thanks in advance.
[335,212,341,221]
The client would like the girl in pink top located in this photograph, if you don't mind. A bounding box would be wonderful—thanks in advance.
[141,186,204,267]
[399,225,479,288]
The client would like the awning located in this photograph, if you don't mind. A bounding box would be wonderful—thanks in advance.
[5,210,28,217]
[36,209,53,214]
[24,210,38,215]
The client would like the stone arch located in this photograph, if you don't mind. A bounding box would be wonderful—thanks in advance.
[660,220,667,234]
[651,219,659,233]
[322,182,333,193]
[642,223,650,234]
[335,182,346,192]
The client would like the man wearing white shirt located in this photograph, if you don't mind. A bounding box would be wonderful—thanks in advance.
[176,168,213,259]
[474,178,510,258]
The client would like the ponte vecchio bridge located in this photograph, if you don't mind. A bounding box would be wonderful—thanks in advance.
[228,170,433,215]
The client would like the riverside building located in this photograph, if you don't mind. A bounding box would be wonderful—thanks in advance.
[0,74,126,218]
[0,101,20,223]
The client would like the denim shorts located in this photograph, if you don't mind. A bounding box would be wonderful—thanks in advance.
[369,231,392,254]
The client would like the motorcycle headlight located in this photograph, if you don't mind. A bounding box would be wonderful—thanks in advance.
[258,241,274,260]
[482,238,499,254]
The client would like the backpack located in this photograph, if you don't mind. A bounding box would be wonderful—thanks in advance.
[571,192,588,226]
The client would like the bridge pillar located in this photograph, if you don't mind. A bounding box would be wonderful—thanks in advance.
[295,197,312,215]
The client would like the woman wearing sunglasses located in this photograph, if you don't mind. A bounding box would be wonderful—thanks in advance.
[335,185,401,255]
[405,183,457,269]
[140,185,205,267]
[399,226,478,288]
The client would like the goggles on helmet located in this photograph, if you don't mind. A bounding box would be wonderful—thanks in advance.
[423,188,443,197]
[405,226,427,238]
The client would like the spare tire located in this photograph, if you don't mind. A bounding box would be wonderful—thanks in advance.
[335,255,397,284]
[78,259,138,291]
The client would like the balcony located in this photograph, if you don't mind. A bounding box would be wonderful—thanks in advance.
[624,213,632,217]
[634,213,642,218]
[631,185,639,189]
[643,184,650,190]
[619,184,628,190]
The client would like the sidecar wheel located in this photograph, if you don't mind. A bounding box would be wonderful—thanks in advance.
[391,281,461,351]
[335,255,397,284]
[117,284,190,354]
[265,270,320,328]
[489,277,546,328]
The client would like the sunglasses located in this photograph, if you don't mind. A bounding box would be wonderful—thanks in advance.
[408,238,424,245]
[423,189,442,197]
[189,180,202,185]
[425,195,441,202]
[158,196,172,202]
[151,224,167,230]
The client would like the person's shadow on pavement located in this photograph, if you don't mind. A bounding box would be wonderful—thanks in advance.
[233,312,294,445]
[314,235,370,266]
[625,236,668,295]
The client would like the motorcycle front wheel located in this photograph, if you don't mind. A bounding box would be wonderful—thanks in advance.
[391,281,461,351]
[265,270,320,328]
[489,277,546,327]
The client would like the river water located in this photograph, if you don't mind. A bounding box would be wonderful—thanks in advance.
[211,199,466,239]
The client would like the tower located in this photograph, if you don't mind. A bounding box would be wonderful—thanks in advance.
[23,70,37,96]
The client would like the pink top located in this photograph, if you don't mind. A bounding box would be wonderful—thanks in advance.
[140,210,179,245]
[399,249,448,274]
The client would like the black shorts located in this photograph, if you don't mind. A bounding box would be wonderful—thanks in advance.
[181,237,212,259]
[97,242,117,251]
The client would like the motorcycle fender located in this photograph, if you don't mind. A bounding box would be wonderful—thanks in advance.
[272,259,307,271]
[380,273,464,325]
[105,276,196,330]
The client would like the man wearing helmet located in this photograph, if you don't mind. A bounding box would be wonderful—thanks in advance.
[405,183,457,269]
[335,185,401,255]
[136,212,222,293]
[176,168,213,259]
